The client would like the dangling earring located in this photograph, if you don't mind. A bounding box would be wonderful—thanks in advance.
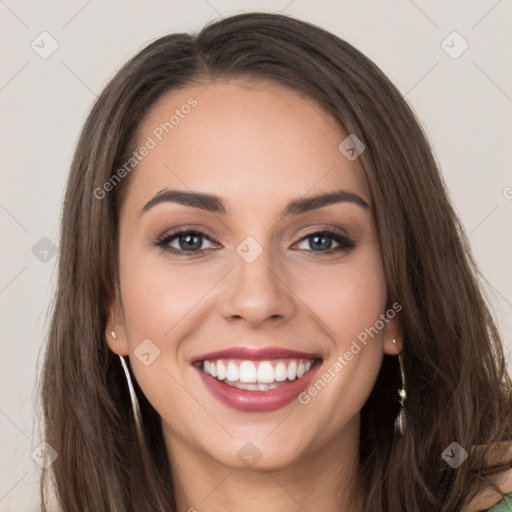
[119,355,144,438]
[393,339,406,436]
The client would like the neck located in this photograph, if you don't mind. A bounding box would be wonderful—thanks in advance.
[164,416,364,512]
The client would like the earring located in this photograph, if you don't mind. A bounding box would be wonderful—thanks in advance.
[119,355,143,438]
[393,344,407,436]
[111,331,117,339]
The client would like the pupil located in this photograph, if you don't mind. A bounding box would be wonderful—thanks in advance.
[311,235,331,250]
[181,234,201,251]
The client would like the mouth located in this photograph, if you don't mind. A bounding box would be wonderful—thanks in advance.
[192,347,323,412]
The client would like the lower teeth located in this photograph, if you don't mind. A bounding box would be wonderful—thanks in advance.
[220,380,289,391]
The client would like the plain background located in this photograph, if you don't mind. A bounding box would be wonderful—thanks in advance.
[1,1,511,510]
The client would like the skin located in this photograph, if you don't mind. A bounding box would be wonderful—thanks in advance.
[105,79,402,512]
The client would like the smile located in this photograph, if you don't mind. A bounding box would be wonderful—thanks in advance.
[192,347,323,412]
[199,358,316,390]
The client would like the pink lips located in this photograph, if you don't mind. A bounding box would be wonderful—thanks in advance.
[192,346,322,412]
[192,346,321,363]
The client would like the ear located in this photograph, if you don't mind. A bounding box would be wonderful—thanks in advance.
[105,295,129,357]
[383,315,403,356]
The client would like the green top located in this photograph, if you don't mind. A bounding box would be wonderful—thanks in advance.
[487,491,512,511]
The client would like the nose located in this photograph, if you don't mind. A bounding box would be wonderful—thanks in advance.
[220,247,296,329]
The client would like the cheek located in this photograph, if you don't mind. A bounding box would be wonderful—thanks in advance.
[294,255,388,436]
[118,247,219,340]
[292,247,388,347]
[117,249,212,416]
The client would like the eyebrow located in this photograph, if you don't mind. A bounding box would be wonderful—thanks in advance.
[140,188,370,218]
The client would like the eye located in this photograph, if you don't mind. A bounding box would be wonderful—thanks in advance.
[155,228,218,256]
[293,229,355,256]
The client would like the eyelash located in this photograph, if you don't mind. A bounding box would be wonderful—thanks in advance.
[154,226,356,257]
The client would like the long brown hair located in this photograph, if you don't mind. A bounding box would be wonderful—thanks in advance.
[38,12,512,511]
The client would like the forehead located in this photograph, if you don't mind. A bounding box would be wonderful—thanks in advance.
[122,79,371,215]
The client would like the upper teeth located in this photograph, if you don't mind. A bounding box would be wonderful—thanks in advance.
[202,359,314,384]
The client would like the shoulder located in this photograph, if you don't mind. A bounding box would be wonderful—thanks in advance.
[486,491,512,511]
[466,477,512,511]
[464,444,512,512]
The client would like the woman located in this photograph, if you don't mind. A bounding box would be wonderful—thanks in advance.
[39,12,512,512]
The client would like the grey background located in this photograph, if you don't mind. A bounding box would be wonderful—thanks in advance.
[1,1,511,510]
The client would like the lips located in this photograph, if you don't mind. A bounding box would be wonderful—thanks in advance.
[192,346,321,362]
[192,346,322,412]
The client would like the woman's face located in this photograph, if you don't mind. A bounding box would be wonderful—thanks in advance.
[107,79,400,471]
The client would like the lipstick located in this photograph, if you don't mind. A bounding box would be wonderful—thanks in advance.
[192,346,322,412]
